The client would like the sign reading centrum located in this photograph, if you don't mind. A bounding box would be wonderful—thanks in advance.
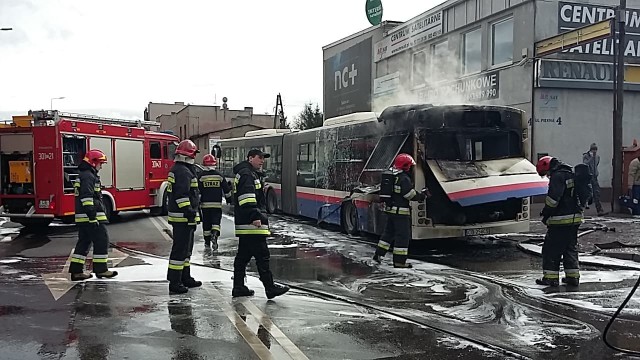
[374,11,443,62]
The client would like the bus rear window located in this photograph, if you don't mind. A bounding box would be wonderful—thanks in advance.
[424,130,521,161]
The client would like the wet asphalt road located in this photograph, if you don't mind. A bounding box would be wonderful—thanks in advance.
[0,211,639,360]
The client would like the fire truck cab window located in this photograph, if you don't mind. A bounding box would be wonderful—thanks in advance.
[167,143,177,160]
[150,142,161,159]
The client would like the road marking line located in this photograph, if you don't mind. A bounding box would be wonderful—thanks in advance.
[240,299,310,360]
[149,216,172,242]
[203,285,275,360]
[62,248,74,273]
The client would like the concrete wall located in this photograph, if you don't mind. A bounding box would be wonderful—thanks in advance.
[145,102,185,121]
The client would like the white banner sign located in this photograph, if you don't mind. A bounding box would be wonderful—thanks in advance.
[373,72,400,95]
[374,11,443,62]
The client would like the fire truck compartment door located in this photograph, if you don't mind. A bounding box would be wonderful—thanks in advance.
[426,157,549,207]
[89,137,113,187]
[114,139,145,189]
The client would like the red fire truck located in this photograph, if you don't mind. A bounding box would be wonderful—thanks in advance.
[0,110,178,229]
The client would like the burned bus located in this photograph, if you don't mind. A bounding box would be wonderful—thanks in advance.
[216,104,548,239]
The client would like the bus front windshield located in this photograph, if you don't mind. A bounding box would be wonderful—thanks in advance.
[423,129,522,162]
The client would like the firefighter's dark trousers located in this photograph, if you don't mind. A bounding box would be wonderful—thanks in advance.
[541,225,580,281]
[69,223,110,274]
[201,208,222,242]
[233,235,275,289]
[167,224,196,284]
[376,214,411,265]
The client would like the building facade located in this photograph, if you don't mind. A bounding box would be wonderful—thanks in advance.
[153,99,274,162]
[325,0,640,197]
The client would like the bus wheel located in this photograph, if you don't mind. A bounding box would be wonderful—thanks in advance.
[266,189,277,214]
[341,201,359,235]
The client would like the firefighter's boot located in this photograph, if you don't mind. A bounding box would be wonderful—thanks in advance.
[393,262,412,268]
[261,273,289,299]
[95,270,118,279]
[169,282,188,295]
[373,254,382,264]
[181,266,202,288]
[535,278,559,287]
[562,277,580,286]
[232,271,254,297]
[71,273,93,281]
[211,232,219,252]
[204,235,212,249]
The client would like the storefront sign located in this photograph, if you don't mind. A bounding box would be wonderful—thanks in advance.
[374,11,443,62]
[538,59,640,90]
[558,1,640,58]
[417,71,500,102]
[373,72,400,96]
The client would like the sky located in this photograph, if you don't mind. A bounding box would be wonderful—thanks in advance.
[0,0,444,122]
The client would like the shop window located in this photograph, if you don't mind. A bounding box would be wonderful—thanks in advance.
[412,50,427,88]
[431,40,449,82]
[462,28,482,74]
[491,17,514,66]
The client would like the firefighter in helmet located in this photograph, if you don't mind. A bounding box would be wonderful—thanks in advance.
[166,139,202,294]
[231,149,289,299]
[374,153,427,268]
[536,155,582,287]
[69,149,118,281]
[198,154,232,252]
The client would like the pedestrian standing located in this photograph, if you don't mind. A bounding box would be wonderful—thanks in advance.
[582,143,606,216]
[374,153,426,268]
[166,140,202,295]
[535,156,582,287]
[231,149,289,299]
[198,154,232,252]
[69,149,118,281]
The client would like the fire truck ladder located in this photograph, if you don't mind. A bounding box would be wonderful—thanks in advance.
[29,110,161,128]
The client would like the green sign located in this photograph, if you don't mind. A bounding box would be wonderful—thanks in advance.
[366,0,383,26]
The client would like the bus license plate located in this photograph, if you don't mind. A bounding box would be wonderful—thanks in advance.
[39,200,49,209]
[464,228,490,236]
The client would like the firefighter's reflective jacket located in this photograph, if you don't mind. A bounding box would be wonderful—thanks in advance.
[74,162,107,224]
[167,161,201,226]
[232,161,269,236]
[541,161,583,226]
[384,170,425,216]
[198,168,232,209]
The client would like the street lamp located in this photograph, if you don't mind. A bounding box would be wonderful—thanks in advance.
[50,97,65,110]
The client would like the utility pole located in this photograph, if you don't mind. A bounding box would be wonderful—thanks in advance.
[273,93,286,129]
[612,0,626,213]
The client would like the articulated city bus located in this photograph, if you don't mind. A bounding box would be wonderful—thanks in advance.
[215,104,548,239]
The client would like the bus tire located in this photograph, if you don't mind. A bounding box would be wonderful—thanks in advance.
[266,189,277,214]
[341,201,359,236]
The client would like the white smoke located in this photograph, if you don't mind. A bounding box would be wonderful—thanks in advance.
[372,46,492,112]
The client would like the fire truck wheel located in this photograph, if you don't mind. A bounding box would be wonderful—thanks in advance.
[103,198,114,223]
[266,189,277,214]
[341,201,359,236]
[13,218,52,232]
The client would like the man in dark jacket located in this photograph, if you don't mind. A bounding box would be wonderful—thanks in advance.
[69,149,118,281]
[167,140,202,294]
[536,156,583,287]
[231,149,289,299]
[198,154,232,252]
[582,143,606,215]
[374,153,426,268]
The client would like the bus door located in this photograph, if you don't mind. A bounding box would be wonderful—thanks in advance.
[358,133,410,233]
